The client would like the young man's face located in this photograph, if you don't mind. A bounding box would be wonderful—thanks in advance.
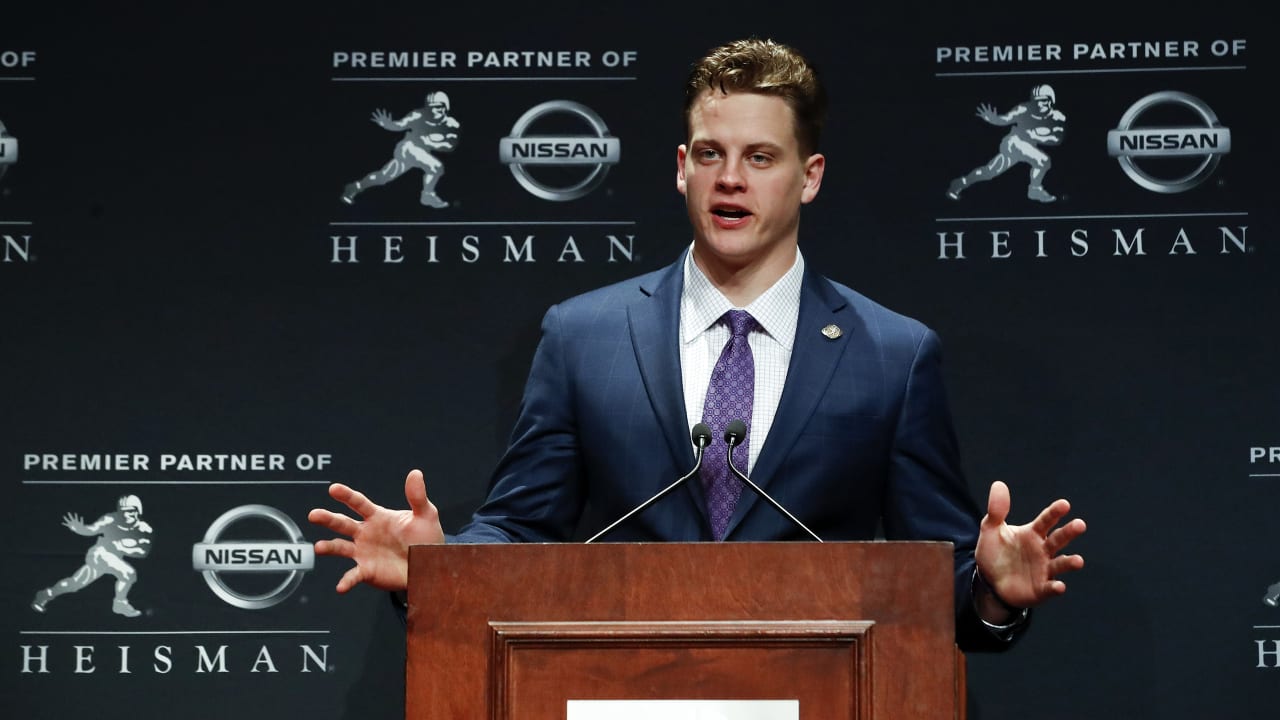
[677,90,823,280]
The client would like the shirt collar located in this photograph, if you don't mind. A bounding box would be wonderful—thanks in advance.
[680,246,805,350]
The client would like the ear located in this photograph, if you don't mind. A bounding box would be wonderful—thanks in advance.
[676,144,688,196]
[800,153,825,205]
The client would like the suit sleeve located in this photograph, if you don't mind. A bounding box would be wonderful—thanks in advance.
[882,328,1027,652]
[450,304,587,543]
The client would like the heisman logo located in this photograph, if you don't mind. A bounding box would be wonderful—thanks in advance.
[0,118,17,183]
[31,495,153,618]
[341,90,461,208]
[946,84,1067,203]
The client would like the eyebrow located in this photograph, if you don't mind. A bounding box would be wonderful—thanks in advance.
[690,138,787,154]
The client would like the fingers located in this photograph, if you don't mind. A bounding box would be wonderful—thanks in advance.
[1047,553,1085,578]
[336,566,364,594]
[1029,498,1073,537]
[327,483,380,519]
[307,507,361,538]
[313,538,355,559]
[1040,579,1068,597]
[1044,517,1087,554]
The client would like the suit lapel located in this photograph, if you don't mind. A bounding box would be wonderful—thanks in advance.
[724,270,852,537]
[626,255,707,517]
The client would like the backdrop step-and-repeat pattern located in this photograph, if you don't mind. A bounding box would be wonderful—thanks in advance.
[5,3,1275,718]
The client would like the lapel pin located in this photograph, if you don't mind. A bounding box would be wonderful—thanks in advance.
[821,324,843,340]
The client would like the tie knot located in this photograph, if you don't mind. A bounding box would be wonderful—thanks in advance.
[723,309,756,339]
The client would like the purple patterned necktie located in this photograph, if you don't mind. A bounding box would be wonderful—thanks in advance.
[700,309,757,540]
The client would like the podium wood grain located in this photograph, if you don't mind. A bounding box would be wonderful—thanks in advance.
[406,542,962,719]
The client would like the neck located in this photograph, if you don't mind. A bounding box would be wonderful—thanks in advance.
[692,245,796,307]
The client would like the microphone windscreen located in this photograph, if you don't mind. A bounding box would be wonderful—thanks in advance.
[690,422,713,447]
[724,419,747,444]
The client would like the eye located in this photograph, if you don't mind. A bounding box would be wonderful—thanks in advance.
[697,148,721,161]
[748,152,772,165]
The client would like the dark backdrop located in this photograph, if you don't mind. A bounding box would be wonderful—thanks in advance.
[5,3,1275,718]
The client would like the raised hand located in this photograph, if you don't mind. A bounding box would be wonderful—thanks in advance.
[975,480,1086,609]
[308,470,445,593]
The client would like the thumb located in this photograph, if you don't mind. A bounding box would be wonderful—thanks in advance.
[404,469,431,517]
[984,480,1011,528]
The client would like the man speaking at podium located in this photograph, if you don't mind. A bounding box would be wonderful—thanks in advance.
[309,38,1086,652]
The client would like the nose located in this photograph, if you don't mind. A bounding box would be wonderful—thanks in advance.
[715,159,746,192]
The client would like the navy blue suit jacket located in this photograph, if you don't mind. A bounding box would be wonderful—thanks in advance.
[454,254,1018,651]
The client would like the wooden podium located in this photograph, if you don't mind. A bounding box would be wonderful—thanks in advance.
[406,542,965,719]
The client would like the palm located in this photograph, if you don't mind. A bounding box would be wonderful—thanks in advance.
[353,508,440,589]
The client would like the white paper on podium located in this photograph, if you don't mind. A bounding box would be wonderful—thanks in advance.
[566,699,798,720]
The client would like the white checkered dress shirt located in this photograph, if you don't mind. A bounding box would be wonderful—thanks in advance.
[680,248,804,473]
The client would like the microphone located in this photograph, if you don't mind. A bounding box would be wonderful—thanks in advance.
[585,423,713,543]
[724,419,823,542]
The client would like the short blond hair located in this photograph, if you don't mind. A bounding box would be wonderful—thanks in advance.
[683,38,827,155]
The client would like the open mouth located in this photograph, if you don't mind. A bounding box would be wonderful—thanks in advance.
[712,207,750,219]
